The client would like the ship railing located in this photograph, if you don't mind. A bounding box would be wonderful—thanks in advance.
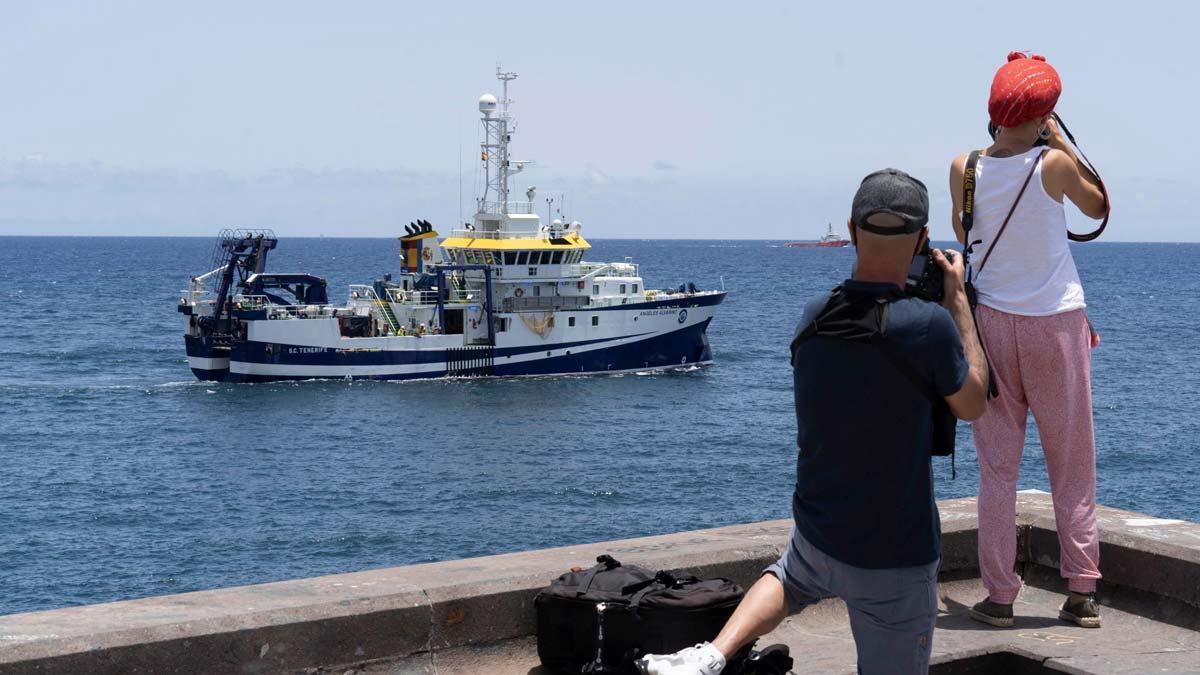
[448,227,547,240]
[381,287,478,305]
[232,294,272,309]
[257,305,339,320]
[502,295,592,312]
[567,263,640,279]
[476,200,535,215]
[347,285,400,333]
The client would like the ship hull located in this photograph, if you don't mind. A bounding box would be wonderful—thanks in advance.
[184,335,230,381]
[783,241,850,248]
[201,295,724,383]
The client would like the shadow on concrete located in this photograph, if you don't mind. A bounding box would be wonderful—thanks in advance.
[936,612,1063,631]
[937,595,1063,631]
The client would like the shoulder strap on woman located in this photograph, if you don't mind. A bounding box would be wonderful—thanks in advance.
[975,148,1049,276]
[960,150,982,262]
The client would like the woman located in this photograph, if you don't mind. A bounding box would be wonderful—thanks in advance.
[948,52,1108,629]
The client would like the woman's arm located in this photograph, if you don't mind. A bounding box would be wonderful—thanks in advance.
[1044,119,1108,219]
[948,153,969,245]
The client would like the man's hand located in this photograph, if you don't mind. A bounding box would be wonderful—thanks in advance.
[931,248,966,309]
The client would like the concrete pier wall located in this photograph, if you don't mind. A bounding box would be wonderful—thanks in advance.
[1,492,1197,674]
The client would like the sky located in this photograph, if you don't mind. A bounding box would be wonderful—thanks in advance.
[0,1,1194,241]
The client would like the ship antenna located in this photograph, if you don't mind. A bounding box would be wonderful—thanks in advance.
[458,113,463,227]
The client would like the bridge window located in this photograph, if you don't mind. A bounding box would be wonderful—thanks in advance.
[517,251,528,265]
[632,283,639,294]
[551,251,563,264]
[504,251,517,265]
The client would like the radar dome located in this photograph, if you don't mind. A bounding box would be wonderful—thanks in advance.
[478,94,498,116]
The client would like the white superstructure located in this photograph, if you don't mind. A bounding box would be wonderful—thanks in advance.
[180,69,725,382]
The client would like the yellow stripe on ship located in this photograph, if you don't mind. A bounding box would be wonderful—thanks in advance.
[440,234,591,251]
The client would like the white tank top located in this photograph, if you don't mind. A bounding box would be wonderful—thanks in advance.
[968,146,1086,316]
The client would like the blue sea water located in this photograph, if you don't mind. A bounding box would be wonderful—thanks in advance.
[0,236,1197,616]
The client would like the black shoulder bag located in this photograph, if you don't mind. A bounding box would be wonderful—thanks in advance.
[791,287,958,476]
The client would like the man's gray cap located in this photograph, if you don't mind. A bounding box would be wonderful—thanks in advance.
[852,169,929,235]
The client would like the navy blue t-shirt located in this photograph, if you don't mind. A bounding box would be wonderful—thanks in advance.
[791,280,969,569]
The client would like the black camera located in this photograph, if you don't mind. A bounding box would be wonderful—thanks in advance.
[987,120,1050,147]
[905,241,945,303]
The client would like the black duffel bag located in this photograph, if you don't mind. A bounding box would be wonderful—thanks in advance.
[535,554,746,674]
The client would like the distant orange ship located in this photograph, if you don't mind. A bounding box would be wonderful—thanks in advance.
[784,224,850,248]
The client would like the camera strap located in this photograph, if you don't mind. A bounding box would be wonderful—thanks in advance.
[958,148,1008,401]
[960,150,982,276]
[1054,114,1111,242]
[986,113,1110,241]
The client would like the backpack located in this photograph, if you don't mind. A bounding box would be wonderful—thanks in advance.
[790,286,958,470]
[535,555,747,674]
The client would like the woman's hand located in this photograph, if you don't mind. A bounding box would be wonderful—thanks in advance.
[1043,116,1072,152]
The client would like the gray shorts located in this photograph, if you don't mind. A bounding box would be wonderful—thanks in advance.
[765,528,939,675]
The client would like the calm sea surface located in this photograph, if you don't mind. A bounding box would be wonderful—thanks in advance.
[1,237,1197,615]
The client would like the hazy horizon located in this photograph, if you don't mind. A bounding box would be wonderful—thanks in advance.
[1,2,1192,242]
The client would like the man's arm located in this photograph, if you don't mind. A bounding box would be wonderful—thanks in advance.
[932,249,988,420]
[948,154,968,245]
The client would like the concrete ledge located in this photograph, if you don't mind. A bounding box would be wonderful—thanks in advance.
[1,494,1197,674]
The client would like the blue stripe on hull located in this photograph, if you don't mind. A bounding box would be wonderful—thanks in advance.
[184,335,230,382]
[224,320,714,383]
[494,319,713,376]
[228,332,650,369]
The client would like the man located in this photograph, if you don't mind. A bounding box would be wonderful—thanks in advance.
[639,169,989,675]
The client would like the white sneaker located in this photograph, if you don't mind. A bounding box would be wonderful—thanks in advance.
[636,642,727,675]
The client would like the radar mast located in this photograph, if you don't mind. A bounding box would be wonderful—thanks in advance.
[476,67,529,233]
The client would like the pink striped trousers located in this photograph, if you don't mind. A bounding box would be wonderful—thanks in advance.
[972,305,1101,604]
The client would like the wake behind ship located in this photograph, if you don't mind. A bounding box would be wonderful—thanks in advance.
[178,69,725,382]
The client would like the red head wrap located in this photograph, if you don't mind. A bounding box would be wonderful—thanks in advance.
[988,52,1062,128]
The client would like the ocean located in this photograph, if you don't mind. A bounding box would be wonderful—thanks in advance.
[0,236,1196,616]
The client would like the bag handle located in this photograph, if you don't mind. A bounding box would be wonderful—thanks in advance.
[974,148,1048,278]
[577,555,621,597]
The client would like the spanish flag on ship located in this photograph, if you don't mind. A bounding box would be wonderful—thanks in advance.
[399,220,439,274]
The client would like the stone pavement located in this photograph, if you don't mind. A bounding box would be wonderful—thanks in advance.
[361,579,1200,674]
[2,492,1198,674]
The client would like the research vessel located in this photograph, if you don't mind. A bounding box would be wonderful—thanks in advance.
[784,223,850,248]
[178,69,725,382]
